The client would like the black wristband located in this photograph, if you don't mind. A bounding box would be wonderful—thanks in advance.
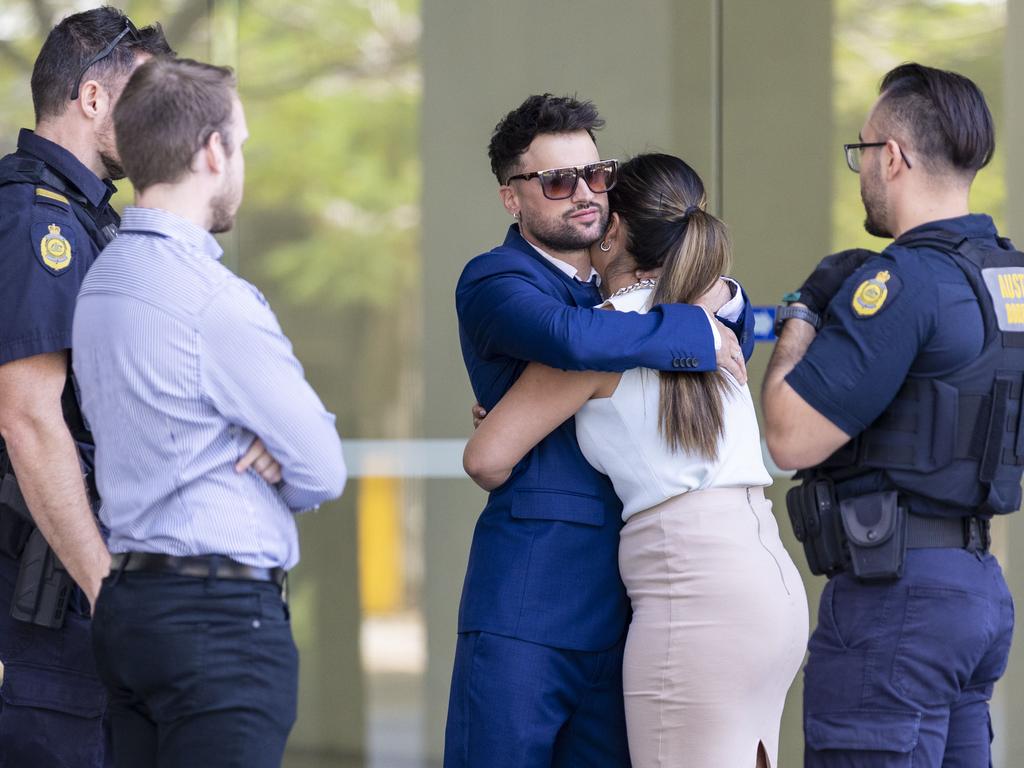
[774,304,820,336]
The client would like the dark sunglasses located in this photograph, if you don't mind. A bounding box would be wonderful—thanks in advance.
[70,18,141,101]
[505,159,618,200]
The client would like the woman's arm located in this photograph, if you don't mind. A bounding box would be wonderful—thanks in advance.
[463,363,616,491]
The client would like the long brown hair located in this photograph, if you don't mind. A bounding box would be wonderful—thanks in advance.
[607,153,733,459]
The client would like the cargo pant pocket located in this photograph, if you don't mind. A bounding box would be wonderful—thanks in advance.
[805,710,920,767]
[0,661,107,768]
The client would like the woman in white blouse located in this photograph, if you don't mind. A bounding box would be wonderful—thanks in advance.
[464,153,808,768]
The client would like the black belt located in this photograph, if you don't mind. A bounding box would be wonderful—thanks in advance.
[110,552,287,587]
[907,514,990,553]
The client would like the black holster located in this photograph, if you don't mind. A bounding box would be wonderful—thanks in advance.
[786,477,848,577]
[0,465,72,628]
[10,526,71,628]
[786,479,907,581]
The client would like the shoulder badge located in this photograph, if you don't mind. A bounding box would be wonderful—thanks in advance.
[852,270,892,317]
[40,223,73,272]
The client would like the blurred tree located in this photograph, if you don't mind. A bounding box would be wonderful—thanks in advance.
[0,0,423,442]
[832,0,1006,251]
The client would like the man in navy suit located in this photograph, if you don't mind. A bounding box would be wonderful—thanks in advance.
[444,94,754,767]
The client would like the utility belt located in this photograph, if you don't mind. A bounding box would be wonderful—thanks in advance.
[786,477,991,581]
[0,469,75,629]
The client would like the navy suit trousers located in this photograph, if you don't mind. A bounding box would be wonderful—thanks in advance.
[92,570,298,768]
[444,631,630,768]
[803,548,1014,767]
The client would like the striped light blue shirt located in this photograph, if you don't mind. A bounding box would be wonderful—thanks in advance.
[72,207,346,569]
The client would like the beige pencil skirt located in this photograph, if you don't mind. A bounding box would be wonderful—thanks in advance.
[619,487,808,768]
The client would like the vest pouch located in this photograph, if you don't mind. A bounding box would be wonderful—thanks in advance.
[786,478,847,577]
[838,491,907,581]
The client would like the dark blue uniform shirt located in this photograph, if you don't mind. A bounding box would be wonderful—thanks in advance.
[0,129,118,367]
[786,214,995,497]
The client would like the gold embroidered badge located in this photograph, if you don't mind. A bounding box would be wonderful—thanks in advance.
[40,223,72,272]
[852,270,891,317]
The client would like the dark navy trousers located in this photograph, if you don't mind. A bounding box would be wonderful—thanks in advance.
[91,570,298,768]
[444,631,630,768]
[0,552,110,768]
[804,548,1014,767]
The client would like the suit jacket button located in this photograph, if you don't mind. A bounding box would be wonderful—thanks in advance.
[672,358,680,368]
[690,358,699,368]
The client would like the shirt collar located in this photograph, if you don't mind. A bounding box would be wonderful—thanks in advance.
[17,128,115,209]
[601,286,653,313]
[896,213,997,244]
[118,207,225,261]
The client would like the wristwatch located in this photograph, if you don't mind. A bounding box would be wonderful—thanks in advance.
[774,292,821,336]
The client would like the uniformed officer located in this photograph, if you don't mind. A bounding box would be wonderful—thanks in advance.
[0,9,171,766]
[763,63,1018,766]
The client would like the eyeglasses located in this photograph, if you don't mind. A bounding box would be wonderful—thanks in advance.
[843,141,913,173]
[505,159,618,200]
[70,18,141,101]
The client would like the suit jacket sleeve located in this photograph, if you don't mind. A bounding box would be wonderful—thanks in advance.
[457,253,717,372]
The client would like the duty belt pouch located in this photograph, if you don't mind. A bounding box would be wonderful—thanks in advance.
[786,477,847,577]
[838,491,907,581]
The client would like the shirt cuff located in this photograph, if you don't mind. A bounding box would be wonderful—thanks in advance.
[716,278,743,323]
[702,307,722,351]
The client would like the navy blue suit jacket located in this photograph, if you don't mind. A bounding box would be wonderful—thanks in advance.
[456,225,753,651]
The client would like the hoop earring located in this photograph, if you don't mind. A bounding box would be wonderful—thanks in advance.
[599,240,611,252]
[512,211,521,220]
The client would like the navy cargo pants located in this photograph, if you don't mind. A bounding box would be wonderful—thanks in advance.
[0,552,110,768]
[804,548,1013,767]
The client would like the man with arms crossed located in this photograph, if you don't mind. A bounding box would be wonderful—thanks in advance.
[445,93,753,767]
[763,63,1017,766]
[0,9,170,765]
[72,57,346,768]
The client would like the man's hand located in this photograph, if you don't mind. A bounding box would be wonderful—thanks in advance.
[235,437,282,483]
[715,319,747,385]
[797,248,878,315]
[696,278,733,316]
[472,404,487,429]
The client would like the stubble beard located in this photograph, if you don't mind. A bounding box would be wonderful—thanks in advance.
[525,203,609,253]
[860,172,892,239]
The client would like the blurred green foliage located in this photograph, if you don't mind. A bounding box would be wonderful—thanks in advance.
[833,0,1006,250]
[0,0,422,440]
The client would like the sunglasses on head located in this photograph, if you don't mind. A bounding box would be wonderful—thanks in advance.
[70,18,142,101]
[505,159,618,200]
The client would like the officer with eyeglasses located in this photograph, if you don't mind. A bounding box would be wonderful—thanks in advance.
[0,8,171,766]
[764,63,1019,766]
[445,93,755,768]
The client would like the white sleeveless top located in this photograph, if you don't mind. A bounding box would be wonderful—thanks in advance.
[575,288,772,521]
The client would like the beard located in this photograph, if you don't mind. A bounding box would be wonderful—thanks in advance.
[209,188,239,234]
[524,202,608,253]
[860,167,892,239]
[99,151,125,181]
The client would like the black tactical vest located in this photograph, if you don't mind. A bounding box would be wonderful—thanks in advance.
[813,229,1024,517]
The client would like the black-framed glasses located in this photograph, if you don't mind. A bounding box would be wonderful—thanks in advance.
[505,159,618,200]
[70,18,141,101]
[843,141,913,173]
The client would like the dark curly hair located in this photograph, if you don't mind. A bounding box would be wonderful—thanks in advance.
[487,93,604,184]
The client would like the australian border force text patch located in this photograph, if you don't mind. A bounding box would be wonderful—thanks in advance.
[982,268,1024,332]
